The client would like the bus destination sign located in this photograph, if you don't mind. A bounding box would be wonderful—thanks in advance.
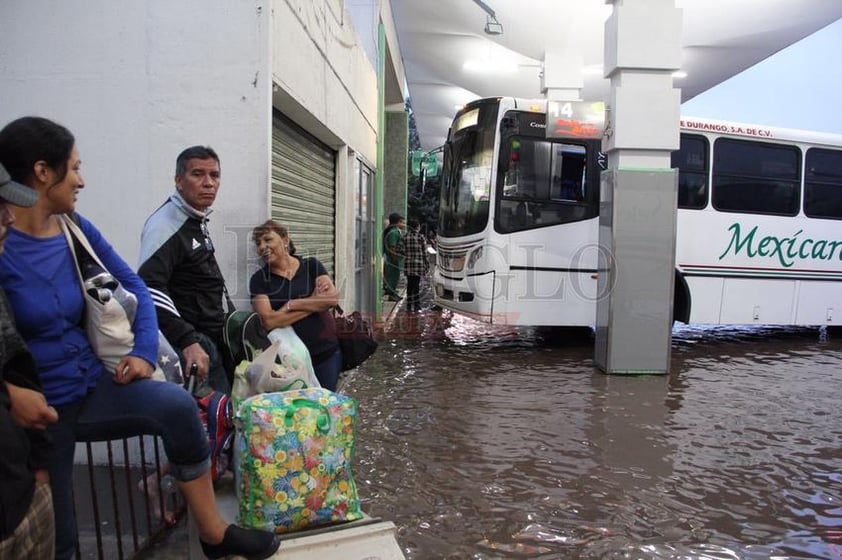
[547,101,606,140]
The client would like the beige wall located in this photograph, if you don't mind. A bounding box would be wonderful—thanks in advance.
[269,0,403,310]
[270,0,379,164]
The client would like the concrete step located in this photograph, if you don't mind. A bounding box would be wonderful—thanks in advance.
[188,475,404,560]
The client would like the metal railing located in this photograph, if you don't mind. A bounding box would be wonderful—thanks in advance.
[73,436,185,560]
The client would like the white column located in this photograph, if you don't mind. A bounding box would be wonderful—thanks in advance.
[542,51,583,101]
[594,0,683,374]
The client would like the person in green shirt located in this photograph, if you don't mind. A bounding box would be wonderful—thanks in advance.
[383,212,405,301]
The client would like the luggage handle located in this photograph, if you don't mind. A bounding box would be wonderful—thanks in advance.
[284,398,331,434]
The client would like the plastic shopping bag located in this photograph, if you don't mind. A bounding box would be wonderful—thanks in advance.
[231,327,320,406]
[265,326,320,389]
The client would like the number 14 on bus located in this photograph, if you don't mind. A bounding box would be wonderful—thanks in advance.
[547,100,606,140]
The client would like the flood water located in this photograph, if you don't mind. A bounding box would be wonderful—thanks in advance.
[342,306,842,559]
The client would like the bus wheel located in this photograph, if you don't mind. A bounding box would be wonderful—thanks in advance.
[673,270,691,324]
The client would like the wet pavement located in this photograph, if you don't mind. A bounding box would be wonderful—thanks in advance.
[137,279,842,559]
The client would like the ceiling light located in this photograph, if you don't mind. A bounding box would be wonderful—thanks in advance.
[484,17,503,35]
[672,71,687,78]
[473,0,503,36]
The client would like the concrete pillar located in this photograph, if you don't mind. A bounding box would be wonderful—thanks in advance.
[594,0,682,374]
[542,51,583,101]
[384,110,408,219]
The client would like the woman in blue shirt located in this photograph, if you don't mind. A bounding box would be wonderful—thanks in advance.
[0,116,279,560]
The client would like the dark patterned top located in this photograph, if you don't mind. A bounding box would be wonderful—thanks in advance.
[397,230,429,276]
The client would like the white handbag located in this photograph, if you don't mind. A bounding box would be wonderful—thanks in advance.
[59,214,183,384]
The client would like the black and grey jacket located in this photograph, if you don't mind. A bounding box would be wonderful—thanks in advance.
[138,192,227,350]
[0,289,51,539]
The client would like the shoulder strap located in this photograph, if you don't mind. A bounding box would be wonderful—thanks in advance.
[201,217,236,314]
[59,214,107,285]
[210,256,235,314]
[222,284,235,314]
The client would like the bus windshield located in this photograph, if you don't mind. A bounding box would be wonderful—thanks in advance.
[438,102,499,237]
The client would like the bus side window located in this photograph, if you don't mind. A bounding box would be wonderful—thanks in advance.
[712,138,800,216]
[551,143,587,202]
[678,174,707,208]
[673,134,709,210]
[561,179,582,201]
[804,147,842,220]
[551,177,582,201]
[495,136,595,233]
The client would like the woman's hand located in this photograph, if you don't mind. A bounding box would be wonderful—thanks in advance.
[311,275,339,308]
[114,355,155,384]
[5,382,58,430]
[316,276,333,294]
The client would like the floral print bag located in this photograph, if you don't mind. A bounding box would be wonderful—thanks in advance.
[234,387,363,533]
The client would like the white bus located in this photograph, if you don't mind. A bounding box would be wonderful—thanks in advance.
[432,97,842,328]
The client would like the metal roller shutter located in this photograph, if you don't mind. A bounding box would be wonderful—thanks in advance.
[271,111,336,275]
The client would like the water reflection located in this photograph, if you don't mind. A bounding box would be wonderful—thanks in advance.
[343,311,842,559]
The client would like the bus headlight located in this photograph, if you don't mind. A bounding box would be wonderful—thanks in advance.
[467,246,483,269]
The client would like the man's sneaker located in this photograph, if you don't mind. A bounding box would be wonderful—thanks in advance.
[196,391,233,481]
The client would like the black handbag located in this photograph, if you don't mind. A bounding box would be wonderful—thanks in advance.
[333,305,378,371]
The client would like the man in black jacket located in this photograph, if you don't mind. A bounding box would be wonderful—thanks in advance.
[138,146,232,394]
[0,165,57,558]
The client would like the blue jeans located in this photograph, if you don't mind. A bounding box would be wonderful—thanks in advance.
[49,373,209,560]
[313,348,342,391]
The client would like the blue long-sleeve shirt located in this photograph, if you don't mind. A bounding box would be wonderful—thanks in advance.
[0,214,158,406]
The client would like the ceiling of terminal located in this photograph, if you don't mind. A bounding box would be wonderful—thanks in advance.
[391,0,842,150]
